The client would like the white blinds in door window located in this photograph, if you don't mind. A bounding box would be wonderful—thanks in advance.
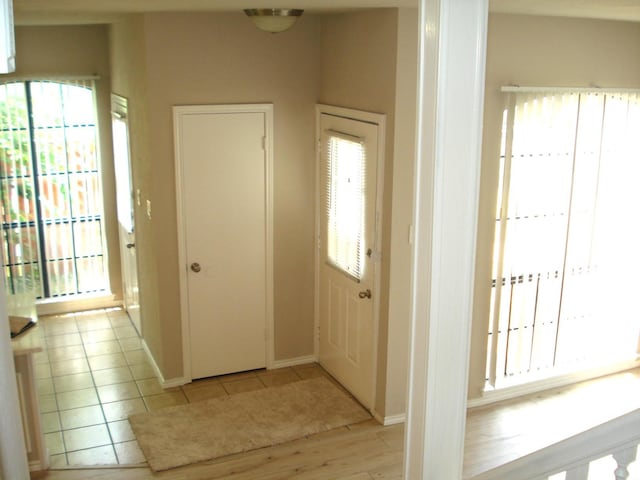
[487,90,640,389]
[325,131,366,282]
[112,117,133,233]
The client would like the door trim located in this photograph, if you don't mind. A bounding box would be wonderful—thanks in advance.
[111,93,142,335]
[174,103,274,381]
[314,104,386,414]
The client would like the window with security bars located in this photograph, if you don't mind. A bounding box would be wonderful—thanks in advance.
[325,132,366,281]
[486,89,640,389]
[0,79,108,298]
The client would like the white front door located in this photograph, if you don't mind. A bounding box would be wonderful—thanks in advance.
[111,94,141,334]
[317,106,384,411]
[174,105,272,380]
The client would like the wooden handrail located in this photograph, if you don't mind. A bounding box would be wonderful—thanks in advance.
[470,409,640,480]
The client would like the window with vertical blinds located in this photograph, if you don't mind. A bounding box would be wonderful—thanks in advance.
[325,131,366,282]
[0,79,108,298]
[486,89,640,389]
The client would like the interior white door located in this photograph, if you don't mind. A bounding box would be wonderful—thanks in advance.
[318,109,382,411]
[176,106,269,380]
[111,94,141,335]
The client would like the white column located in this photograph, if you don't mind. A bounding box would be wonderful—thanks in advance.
[566,464,589,480]
[0,277,30,479]
[613,446,638,480]
[404,0,489,478]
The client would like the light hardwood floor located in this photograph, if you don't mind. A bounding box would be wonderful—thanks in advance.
[33,367,640,480]
[33,419,404,480]
[463,367,640,478]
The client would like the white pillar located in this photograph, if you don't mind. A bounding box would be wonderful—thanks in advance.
[0,276,30,479]
[404,0,489,478]
[613,446,638,480]
[566,464,590,480]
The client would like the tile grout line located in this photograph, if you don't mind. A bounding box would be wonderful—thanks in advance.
[86,313,119,464]
[43,318,71,463]
[103,311,148,465]
[40,309,329,468]
[69,311,115,465]
[44,309,144,466]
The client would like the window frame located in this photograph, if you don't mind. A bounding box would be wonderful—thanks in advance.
[484,87,640,391]
[323,129,367,283]
[0,79,109,299]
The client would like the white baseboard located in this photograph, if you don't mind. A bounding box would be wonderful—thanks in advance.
[382,413,406,426]
[36,294,121,317]
[271,354,318,369]
[141,339,163,382]
[29,460,44,472]
[372,411,406,426]
[141,339,189,389]
[467,359,640,409]
[162,376,190,389]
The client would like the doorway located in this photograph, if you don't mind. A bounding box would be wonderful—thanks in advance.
[316,105,385,411]
[174,104,274,381]
[110,94,141,335]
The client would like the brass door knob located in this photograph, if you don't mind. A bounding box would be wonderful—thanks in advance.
[190,263,201,273]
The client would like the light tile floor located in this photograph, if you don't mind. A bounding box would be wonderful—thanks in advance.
[34,308,329,468]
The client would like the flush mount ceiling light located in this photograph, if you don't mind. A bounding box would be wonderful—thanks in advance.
[244,9,304,33]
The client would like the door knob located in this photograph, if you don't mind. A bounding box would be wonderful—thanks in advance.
[126,243,135,249]
[190,262,201,273]
[358,289,372,299]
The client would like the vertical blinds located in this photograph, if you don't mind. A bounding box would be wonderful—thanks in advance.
[325,130,366,281]
[487,90,640,388]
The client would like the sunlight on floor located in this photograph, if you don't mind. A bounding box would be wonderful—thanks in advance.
[33,308,330,468]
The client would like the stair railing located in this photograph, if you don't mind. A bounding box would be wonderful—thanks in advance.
[469,408,640,480]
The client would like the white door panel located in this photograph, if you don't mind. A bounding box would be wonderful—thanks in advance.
[318,108,383,411]
[111,94,141,335]
[176,107,269,380]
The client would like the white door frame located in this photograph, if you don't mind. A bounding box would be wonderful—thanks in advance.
[174,103,274,381]
[314,104,386,414]
[404,0,488,478]
[110,93,142,335]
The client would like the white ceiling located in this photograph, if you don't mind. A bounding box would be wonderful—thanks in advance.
[12,0,640,25]
[490,0,640,22]
[12,0,416,25]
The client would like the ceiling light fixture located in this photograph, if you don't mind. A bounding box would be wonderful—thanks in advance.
[244,8,304,33]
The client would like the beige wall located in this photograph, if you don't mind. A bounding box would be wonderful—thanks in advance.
[109,16,163,370]
[12,11,419,420]
[469,14,640,398]
[385,7,418,418]
[319,9,400,416]
[108,10,418,418]
[110,12,321,378]
[9,25,121,300]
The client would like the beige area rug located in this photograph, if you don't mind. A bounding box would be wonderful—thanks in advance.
[129,376,371,472]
